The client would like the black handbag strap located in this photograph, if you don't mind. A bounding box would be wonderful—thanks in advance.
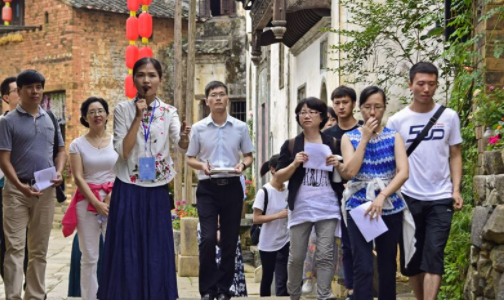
[406,105,446,157]
[46,110,59,160]
[261,187,269,215]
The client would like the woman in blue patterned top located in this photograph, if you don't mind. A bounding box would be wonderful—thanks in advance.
[335,86,412,300]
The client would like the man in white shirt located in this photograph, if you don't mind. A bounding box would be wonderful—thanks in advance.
[387,62,463,300]
[187,81,254,300]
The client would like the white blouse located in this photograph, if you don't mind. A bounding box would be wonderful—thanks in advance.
[113,98,186,187]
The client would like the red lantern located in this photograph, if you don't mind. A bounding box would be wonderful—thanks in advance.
[126,17,139,41]
[2,6,12,22]
[125,75,137,99]
[125,45,139,69]
[140,0,152,5]
[127,0,139,12]
[139,46,153,59]
[138,12,153,38]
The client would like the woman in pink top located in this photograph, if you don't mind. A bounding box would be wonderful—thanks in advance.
[62,97,118,300]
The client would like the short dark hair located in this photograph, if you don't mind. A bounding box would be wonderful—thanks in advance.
[1,76,16,98]
[359,86,387,107]
[409,62,438,83]
[260,154,280,177]
[295,97,328,129]
[331,85,357,102]
[16,70,45,89]
[327,107,337,119]
[80,97,110,128]
[205,81,228,98]
[133,57,163,79]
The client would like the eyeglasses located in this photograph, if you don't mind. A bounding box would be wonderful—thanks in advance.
[8,88,17,94]
[297,110,321,117]
[208,92,227,98]
[87,109,106,116]
[360,105,385,112]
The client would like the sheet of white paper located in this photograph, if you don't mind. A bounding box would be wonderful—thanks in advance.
[349,201,389,242]
[303,143,333,171]
[332,155,343,183]
[33,167,57,191]
[0,168,4,181]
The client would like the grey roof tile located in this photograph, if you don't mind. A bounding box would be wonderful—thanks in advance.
[59,0,189,18]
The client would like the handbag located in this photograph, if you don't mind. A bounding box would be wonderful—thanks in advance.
[47,110,67,203]
[406,105,446,157]
[250,187,269,246]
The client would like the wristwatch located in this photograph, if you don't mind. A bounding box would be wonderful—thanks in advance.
[241,162,247,170]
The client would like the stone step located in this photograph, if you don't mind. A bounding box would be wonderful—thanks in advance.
[60,297,416,300]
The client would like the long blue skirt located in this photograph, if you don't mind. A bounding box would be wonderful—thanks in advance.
[97,178,178,300]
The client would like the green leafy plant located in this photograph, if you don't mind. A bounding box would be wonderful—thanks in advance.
[325,0,448,103]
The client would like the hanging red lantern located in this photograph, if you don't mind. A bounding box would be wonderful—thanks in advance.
[127,0,139,12]
[2,6,12,23]
[126,17,139,41]
[125,45,139,69]
[125,75,137,99]
[138,12,153,38]
[140,0,152,5]
[139,46,153,59]
[3,0,12,2]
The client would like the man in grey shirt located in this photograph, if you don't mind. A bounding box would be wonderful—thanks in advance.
[0,70,66,300]
[187,81,254,300]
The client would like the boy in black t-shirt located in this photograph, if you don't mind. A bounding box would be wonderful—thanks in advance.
[323,86,363,300]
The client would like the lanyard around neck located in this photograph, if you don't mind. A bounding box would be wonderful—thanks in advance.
[142,99,157,153]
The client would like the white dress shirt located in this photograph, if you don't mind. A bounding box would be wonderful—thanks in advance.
[186,114,254,180]
[113,98,186,187]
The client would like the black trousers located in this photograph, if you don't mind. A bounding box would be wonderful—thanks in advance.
[259,242,290,297]
[197,178,244,297]
[347,212,402,300]
[340,216,354,290]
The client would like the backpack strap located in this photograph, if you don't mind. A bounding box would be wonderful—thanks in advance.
[288,138,295,160]
[261,187,269,215]
[46,110,59,160]
[406,105,446,157]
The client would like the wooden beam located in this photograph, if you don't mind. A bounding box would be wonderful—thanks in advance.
[184,0,197,205]
[174,0,184,202]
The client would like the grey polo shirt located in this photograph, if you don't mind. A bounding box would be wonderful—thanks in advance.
[0,105,64,180]
[186,114,254,180]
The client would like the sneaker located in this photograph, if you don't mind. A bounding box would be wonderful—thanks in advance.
[302,278,314,294]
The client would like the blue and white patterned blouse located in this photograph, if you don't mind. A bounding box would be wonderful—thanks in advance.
[345,127,405,215]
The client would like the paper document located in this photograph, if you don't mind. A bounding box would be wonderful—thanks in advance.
[33,167,57,191]
[349,201,388,242]
[210,167,236,174]
[0,168,4,181]
[303,143,333,171]
[332,155,343,183]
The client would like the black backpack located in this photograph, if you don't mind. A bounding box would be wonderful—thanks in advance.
[250,187,268,246]
[47,110,67,203]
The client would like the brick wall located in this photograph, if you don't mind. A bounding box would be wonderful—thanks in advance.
[473,0,504,174]
[0,0,179,146]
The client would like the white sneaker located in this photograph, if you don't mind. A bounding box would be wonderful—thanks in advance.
[302,279,314,294]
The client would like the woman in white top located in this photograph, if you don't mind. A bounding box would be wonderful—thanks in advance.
[96,57,191,300]
[253,154,289,297]
[62,97,118,300]
[275,97,344,300]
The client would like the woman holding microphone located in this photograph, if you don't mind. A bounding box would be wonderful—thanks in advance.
[97,57,191,300]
